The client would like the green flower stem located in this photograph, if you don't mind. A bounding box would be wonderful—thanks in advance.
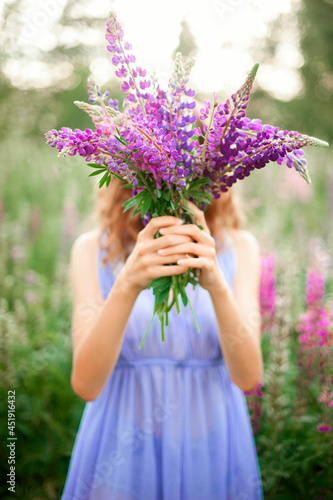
[129,165,155,198]
[172,275,181,314]
[201,98,218,169]
[160,313,164,342]
[186,291,200,333]
[159,301,167,342]
[166,297,175,314]
[139,307,157,350]
[178,191,196,223]
[181,268,191,288]
[139,196,202,348]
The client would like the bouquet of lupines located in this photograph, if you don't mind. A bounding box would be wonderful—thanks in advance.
[45,12,329,349]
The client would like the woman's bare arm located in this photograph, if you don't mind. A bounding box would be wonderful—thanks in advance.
[70,217,192,402]
[156,202,263,392]
[208,229,263,392]
[69,230,141,402]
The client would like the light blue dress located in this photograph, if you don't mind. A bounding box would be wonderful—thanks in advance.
[61,229,264,500]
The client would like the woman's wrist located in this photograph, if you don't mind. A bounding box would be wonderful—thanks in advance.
[206,272,230,299]
[114,270,143,298]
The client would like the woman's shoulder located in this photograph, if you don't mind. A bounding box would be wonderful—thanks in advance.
[70,228,102,266]
[226,227,260,259]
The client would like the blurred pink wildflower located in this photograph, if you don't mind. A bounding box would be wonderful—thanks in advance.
[259,254,276,333]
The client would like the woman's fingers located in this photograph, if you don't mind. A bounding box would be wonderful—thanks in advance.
[158,223,215,247]
[145,252,196,266]
[140,215,183,239]
[185,200,211,233]
[151,264,190,277]
[176,256,210,268]
[143,233,193,254]
[157,241,214,259]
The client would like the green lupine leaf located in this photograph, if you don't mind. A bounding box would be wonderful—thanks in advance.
[152,279,172,293]
[187,178,211,191]
[148,277,171,289]
[123,191,145,212]
[190,192,213,203]
[187,276,198,286]
[87,162,107,169]
[99,171,109,188]
[132,203,143,217]
[179,285,188,307]
[123,199,139,213]
[156,288,171,303]
[140,196,151,216]
[111,172,125,182]
[88,169,107,177]
[115,135,129,146]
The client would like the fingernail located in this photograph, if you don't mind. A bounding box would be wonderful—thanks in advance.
[177,259,185,265]
[159,227,167,233]
[157,249,166,255]
[176,219,183,225]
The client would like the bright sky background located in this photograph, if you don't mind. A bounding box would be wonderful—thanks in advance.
[2,0,303,100]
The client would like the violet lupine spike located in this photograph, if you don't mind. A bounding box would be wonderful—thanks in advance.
[232,62,259,112]
[45,12,329,200]
[105,12,151,112]
[223,63,259,120]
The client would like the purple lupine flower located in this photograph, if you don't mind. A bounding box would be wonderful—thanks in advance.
[45,11,329,211]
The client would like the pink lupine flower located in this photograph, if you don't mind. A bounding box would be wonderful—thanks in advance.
[306,269,325,309]
[244,381,264,435]
[297,267,333,434]
[317,424,330,433]
[259,254,275,333]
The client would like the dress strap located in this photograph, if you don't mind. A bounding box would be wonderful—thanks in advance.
[96,231,117,301]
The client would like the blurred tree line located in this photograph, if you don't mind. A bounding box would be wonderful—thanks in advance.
[249,0,333,144]
[1,0,332,144]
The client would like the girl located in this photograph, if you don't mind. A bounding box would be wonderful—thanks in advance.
[61,179,264,499]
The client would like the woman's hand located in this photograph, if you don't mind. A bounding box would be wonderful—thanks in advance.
[156,201,229,294]
[116,215,194,294]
